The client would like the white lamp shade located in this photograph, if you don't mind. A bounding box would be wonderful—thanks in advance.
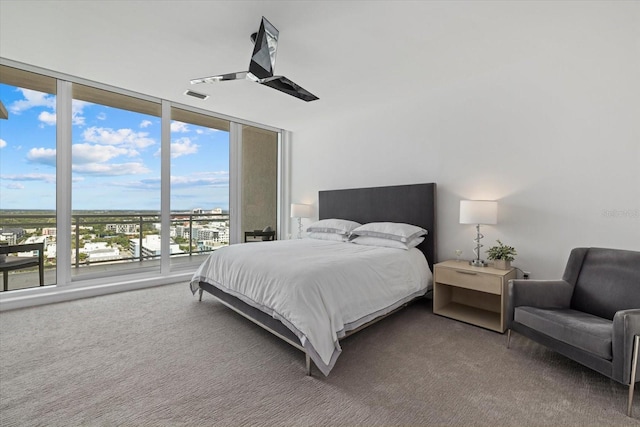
[459,200,498,225]
[290,203,312,218]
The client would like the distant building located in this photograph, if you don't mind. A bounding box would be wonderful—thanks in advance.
[87,247,121,262]
[45,243,56,259]
[0,227,24,245]
[82,242,109,252]
[42,228,57,236]
[106,223,139,234]
[196,228,219,241]
[17,235,48,257]
[129,235,181,259]
[78,242,122,262]
[0,233,17,245]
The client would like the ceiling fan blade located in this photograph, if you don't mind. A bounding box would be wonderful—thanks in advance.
[261,76,319,102]
[190,71,248,84]
[248,17,279,80]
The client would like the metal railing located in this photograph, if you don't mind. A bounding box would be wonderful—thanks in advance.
[0,211,229,270]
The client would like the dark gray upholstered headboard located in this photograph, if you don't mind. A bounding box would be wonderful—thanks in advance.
[318,183,437,270]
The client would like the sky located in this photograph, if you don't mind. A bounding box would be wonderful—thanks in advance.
[0,84,230,211]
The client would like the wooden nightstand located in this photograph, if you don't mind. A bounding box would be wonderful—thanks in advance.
[433,260,516,333]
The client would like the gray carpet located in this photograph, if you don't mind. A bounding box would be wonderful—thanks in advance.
[0,283,638,426]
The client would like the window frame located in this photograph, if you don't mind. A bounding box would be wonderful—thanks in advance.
[0,58,288,308]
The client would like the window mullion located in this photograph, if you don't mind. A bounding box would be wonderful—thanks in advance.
[160,100,171,274]
[56,80,73,286]
[229,123,242,245]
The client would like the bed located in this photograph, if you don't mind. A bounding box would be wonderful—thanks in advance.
[190,183,437,376]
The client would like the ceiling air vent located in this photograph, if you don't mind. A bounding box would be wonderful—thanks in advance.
[184,90,209,100]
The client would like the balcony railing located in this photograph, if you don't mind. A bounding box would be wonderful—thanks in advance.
[0,211,229,291]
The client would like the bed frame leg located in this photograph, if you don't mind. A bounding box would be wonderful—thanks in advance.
[198,288,204,302]
[305,354,312,376]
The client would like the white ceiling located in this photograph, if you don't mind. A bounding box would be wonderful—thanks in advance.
[0,0,598,131]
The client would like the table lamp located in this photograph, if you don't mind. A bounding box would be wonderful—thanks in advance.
[459,200,497,267]
[290,203,312,239]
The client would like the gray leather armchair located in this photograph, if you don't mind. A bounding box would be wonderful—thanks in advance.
[506,247,640,416]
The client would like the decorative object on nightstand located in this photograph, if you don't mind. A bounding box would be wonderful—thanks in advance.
[290,203,312,239]
[433,260,516,332]
[486,240,517,270]
[459,200,497,267]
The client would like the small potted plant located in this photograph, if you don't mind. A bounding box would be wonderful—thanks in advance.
[486,240,517,270]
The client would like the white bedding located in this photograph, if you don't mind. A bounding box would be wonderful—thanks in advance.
[190,238,432,375]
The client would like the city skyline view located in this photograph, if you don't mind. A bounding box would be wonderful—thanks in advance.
[0,83,230,212]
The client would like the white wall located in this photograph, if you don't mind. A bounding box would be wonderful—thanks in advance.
[290,3,640,279]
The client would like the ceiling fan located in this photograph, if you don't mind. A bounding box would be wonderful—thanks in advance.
[190,16,319,102]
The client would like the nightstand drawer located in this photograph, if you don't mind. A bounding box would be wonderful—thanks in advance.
[436,267,502,294]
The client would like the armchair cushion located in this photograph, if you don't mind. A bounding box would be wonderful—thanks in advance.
[515,307,613,360]
[570,248,640,320]
[506,279,574,328]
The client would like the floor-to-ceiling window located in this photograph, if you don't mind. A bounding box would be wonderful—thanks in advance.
[169,107,230,269]
[70,84,162,279]
[0,61,282,295]
[0,66,57,291]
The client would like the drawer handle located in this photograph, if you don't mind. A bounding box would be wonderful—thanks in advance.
[456,271,477,276]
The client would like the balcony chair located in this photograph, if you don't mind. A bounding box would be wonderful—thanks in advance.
[506,247,640,416]
[244,226,275,242]
[0,242,45,291]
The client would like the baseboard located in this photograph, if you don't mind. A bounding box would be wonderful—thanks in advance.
[0,272,192,311]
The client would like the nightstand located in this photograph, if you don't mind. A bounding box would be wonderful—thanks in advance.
[433,260,516,333]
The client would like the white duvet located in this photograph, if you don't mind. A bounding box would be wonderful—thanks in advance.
[190,238,432,375]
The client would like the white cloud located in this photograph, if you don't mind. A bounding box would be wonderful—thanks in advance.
[72,143,137,164]
[82,126,156,149]
[27,142,145,176]
[171,121,189,133]
[195,128,219,135]
[27,147,57,166]
[72,162,150,176]
[38,111,57,126]
[1,173,56,183]
[97,112,107,120]
[140,120,152,128]
[171,137,199,158]
[5,183,25,190]
[0,139,6,149]
[170,171,229,188]
[7,89,88,126]
[72,99,90,126]
[9,88,55,114]
[112,171,229,190]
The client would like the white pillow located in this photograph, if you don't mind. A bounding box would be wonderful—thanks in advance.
[307,232,347,242]
[306,218,362,235]
[351,235,425,250]
[351,222,427,243]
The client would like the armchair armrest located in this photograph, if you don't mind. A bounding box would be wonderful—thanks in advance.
[612,309,640,384]
[506,279,574,329]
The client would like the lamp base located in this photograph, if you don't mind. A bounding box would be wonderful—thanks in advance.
[470,259,488,267]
